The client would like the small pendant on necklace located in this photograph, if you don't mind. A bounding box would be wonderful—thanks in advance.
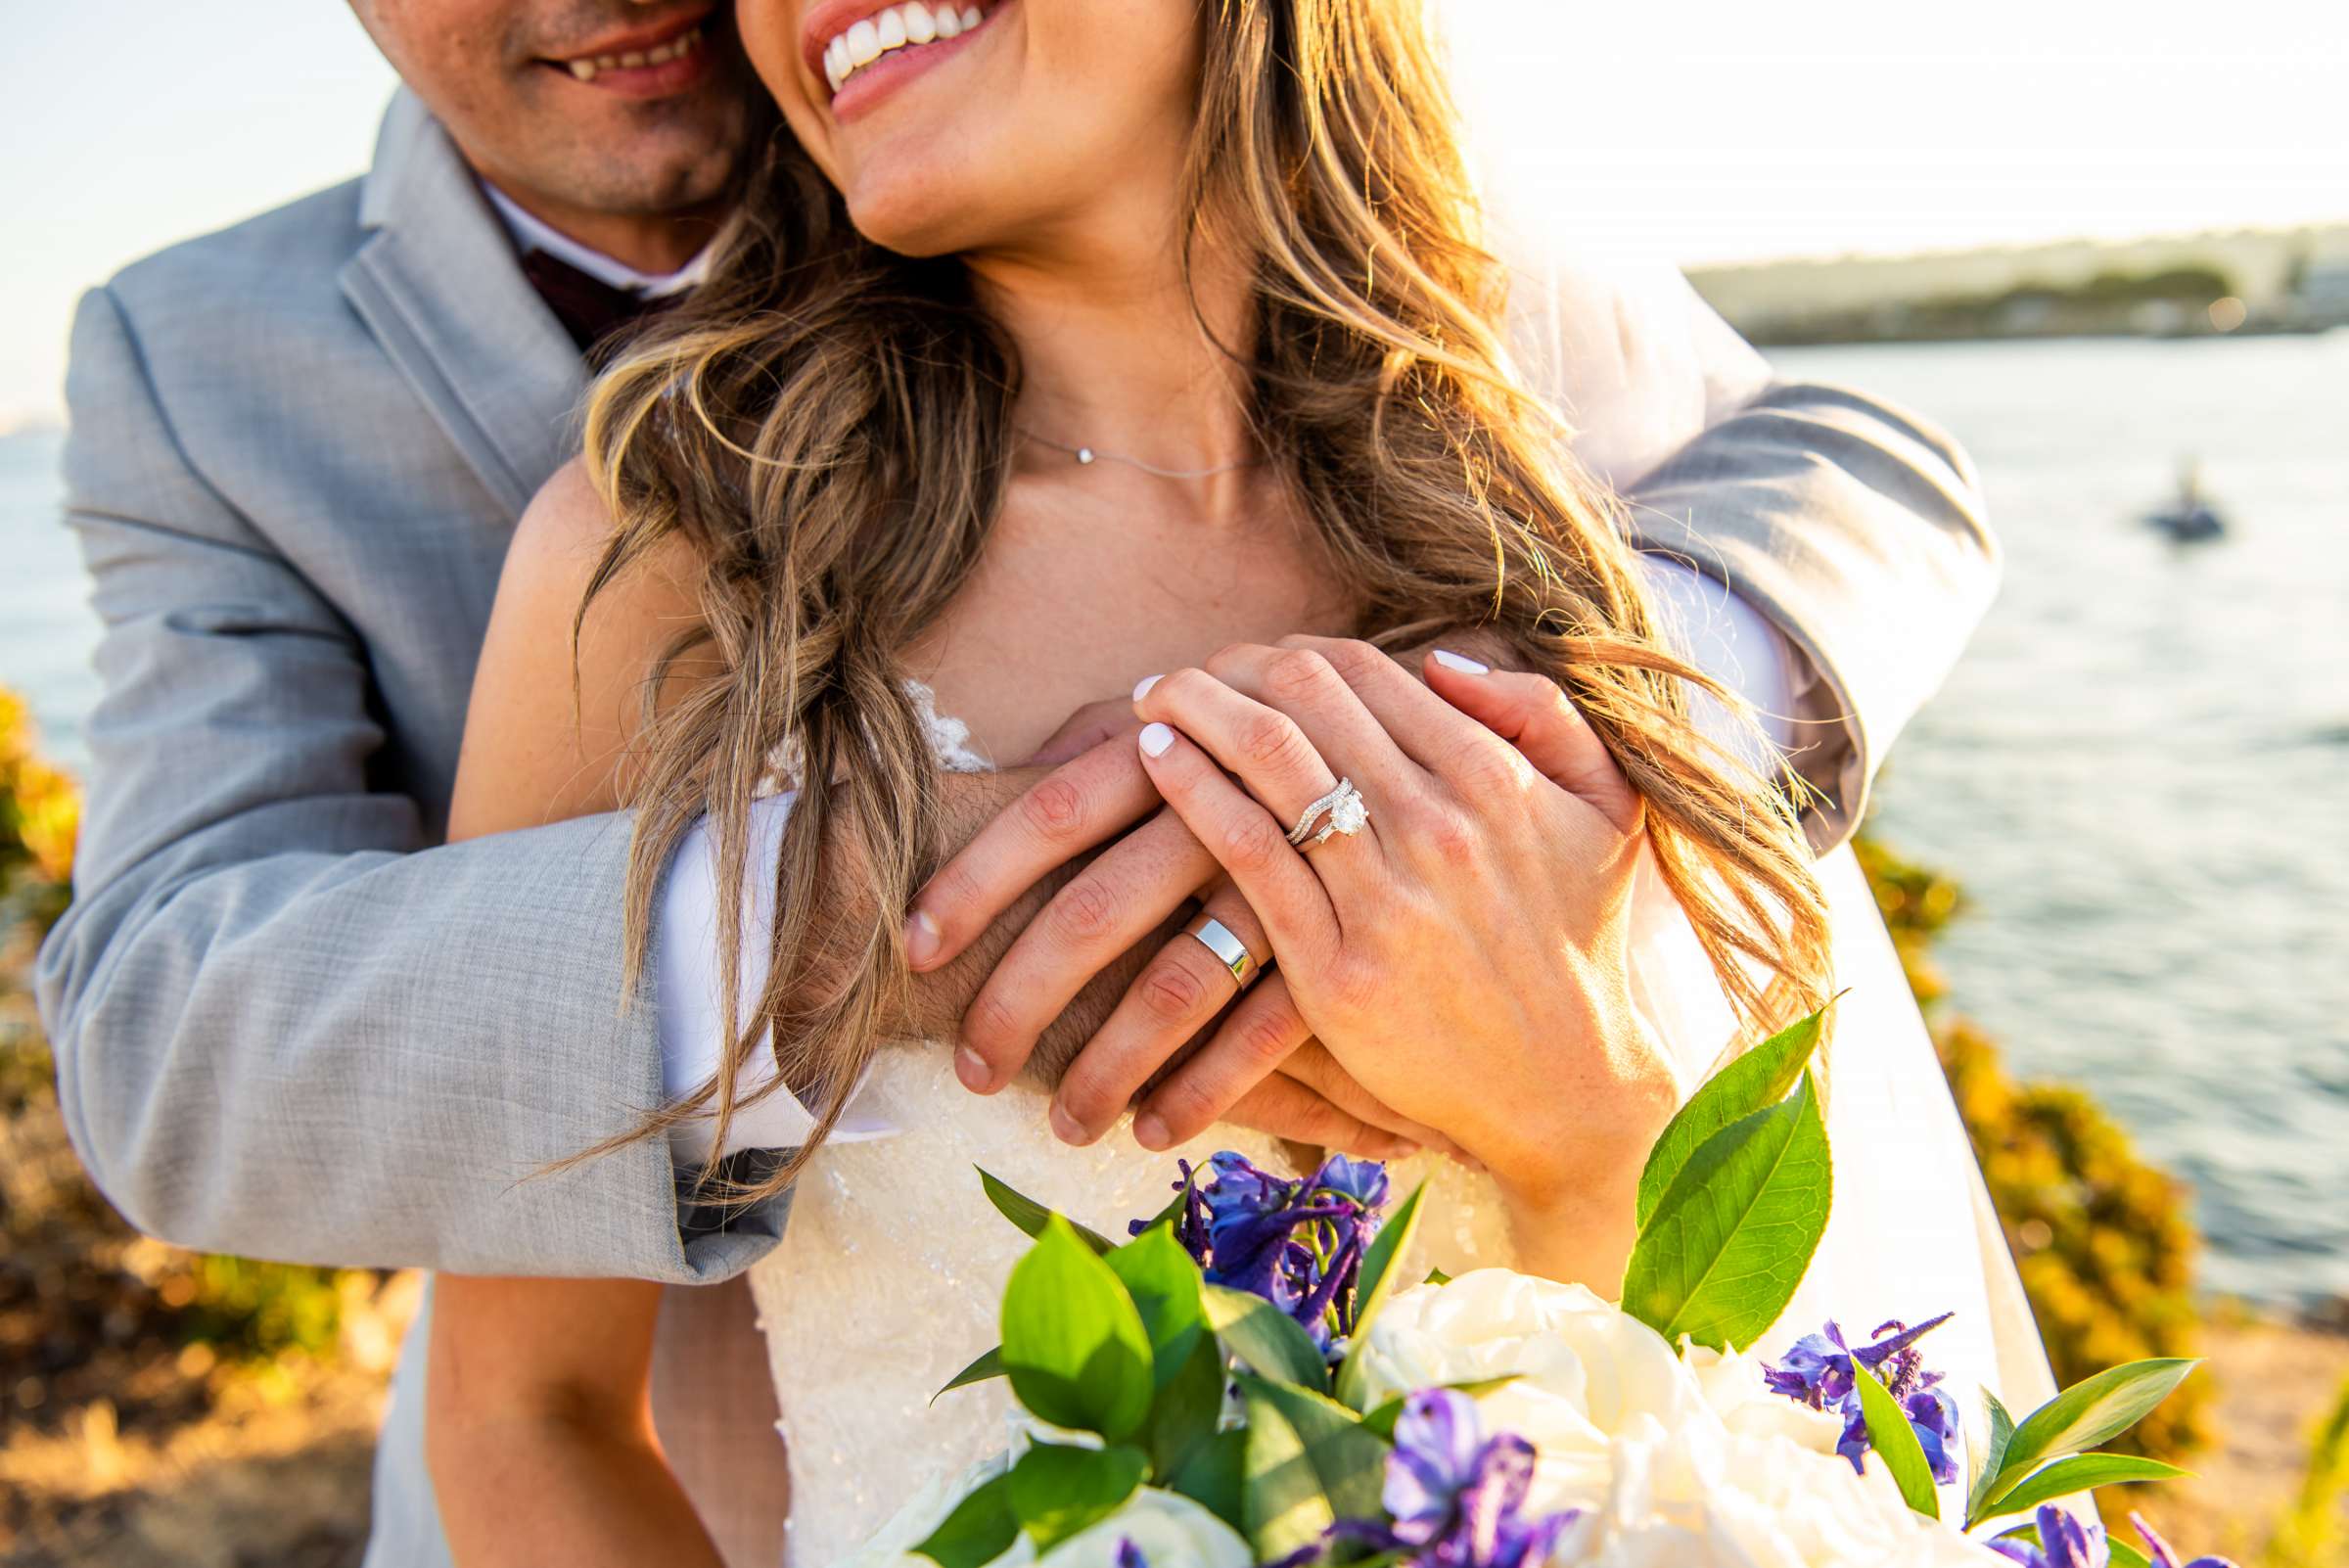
[1076,447,1095,465]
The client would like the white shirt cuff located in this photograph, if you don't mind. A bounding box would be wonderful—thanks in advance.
[654,790,899,1161]
[1635,554,1821,761]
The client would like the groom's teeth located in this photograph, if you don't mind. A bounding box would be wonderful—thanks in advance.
[563,22,703,80]
[823,3,985,96]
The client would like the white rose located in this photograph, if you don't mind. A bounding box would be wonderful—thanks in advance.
[1559,1410,2004,1568]
[829,1452,1013,1568]
[1353,1269,1711,1515]
[1680,1341,1845,1456]
[1026,1488,1254,1568]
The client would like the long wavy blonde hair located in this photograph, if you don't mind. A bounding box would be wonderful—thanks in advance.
[576,0,1831,1197]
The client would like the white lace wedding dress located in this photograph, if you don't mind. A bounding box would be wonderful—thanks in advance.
[743,686,2048,1568]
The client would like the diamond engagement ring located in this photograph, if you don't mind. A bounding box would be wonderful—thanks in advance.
[1285,777,1370,851]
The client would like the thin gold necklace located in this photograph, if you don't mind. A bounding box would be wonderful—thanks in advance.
[1018,428,1265,481]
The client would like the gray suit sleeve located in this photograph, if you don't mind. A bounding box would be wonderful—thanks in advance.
[31,286,778,1283]
[1620,377,1999,853]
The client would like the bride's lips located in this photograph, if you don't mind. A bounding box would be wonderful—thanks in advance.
[800,0,1006,124]
[540,8,719,101]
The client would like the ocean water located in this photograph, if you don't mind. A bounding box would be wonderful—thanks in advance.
[3,332,2345,1305]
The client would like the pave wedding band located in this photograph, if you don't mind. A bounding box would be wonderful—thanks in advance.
[1181,913,1257,988]
[1285,776,1370,851]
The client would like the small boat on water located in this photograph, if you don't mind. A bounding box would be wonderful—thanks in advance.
[2145,462,2228,543]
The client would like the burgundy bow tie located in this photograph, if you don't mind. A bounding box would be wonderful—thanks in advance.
[519,248,678,360]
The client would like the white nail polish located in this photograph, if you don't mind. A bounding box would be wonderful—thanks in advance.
[1132,673,1162,703]
[1139,722,1175,759]
[1432,648,1489,675]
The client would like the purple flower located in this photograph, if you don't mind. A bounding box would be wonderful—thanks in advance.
[1763,1314,1961,1483]
[1113,1541,1148,1568]
[1373,1390,1581,1568]
[2130,1513,2239,1568]
[1989,1506,2109,1568]
[1134,1151,1388,1353]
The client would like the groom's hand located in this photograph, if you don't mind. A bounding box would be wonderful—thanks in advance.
[896,764,1421,1157]
[903,641,1519,1157]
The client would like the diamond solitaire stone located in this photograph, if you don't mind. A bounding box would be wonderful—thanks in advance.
[1327,791,1368,835]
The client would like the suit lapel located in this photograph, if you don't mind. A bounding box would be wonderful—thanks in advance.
[341,90,587,523]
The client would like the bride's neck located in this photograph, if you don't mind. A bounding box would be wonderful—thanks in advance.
[965,213,1258,487]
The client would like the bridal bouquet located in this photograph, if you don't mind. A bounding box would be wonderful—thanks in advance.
[853,1009,2229,1568]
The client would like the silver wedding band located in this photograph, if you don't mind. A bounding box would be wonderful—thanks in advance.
[1181,913,1257,989]
[1285,776,1370,852]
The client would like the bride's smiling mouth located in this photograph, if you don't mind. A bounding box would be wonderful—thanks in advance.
[800,0,1006,121]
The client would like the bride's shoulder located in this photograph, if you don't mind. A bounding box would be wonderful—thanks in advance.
[447,458,714,833]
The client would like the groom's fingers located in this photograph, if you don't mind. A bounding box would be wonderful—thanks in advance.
[909,735,1162,973]
[1048,880,1269,1145]
[955,807,1218,1094]
[1225,1071,1420,1162]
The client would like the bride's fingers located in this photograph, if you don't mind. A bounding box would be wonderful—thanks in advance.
[1421,653,1642,836]
[908,735,1160,973]
[1132,719,1342,964]
[1048,880,1269,1146]
[1190,642,1422,804]
[1132,669,1375,867]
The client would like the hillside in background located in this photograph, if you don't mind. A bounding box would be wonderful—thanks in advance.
[1690,223,2349,346]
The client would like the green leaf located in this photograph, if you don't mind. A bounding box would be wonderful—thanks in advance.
[1006,1443,1148,1552]
[1359,1377,1520,1439]
[1635,1003,1831,1229]
[934,1345,1006,1403]
[1981,1453,2189,1521]
[1202,1282,1328,1391]
[1000,1215,1156,1441]
[1850,1361,1940,1518]
[1424,1267,1451,1287]
[911,1472,1020,1568]
[1143,1332,1229,1480]
[979,1167,1117,1254]
[1334,1182,1427,1409]
[1619,1069,1833,1352]
[1106,1223,1208,1387]
[1986,1522,2153,1568]
[1964,1389,2019,1526]
[1168,1428,1247,1533]
[1238,1374,1389,1562]
[1978,1360,2199,1515]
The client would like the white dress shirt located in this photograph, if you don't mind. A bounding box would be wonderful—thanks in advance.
[482,180,713,299]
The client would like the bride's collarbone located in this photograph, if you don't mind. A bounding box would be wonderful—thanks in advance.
[909,496,1358,763]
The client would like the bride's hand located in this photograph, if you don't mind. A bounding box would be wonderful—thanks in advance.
[1128,636,1679,1284]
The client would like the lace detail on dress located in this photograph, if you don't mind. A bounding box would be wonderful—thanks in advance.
[756,677,994,794]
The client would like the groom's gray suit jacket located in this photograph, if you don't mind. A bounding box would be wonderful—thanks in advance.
[36,91,2000,1566]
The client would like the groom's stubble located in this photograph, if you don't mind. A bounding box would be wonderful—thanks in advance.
[345,0,763,271]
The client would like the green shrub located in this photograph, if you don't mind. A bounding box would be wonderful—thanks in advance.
[1,687,362,1392]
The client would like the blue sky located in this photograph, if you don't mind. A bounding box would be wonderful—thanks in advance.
[3,0,2344,425]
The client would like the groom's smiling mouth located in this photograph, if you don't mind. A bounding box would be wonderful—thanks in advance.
[802,0,1002,116]
[542,10,717,95]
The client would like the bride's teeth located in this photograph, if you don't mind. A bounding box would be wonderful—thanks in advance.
[902,3,937,44]
[876,8,906,48]
[961,6,980,27]
[826,3,987,93]
[846,18,882,64]
[933,5,962,37]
